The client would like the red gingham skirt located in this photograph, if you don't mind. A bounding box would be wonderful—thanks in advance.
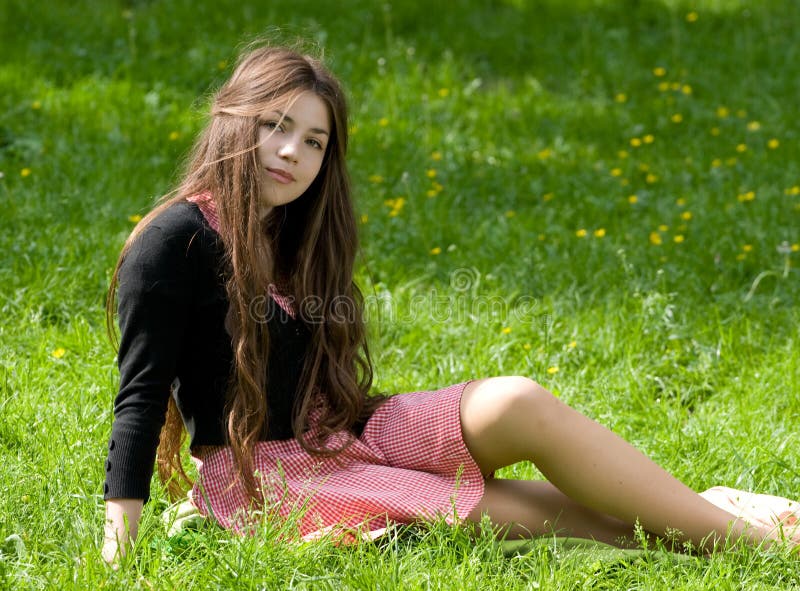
[189,381,485,540]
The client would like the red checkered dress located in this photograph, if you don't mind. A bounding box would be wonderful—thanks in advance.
[189,382,483,540]
[185,193,486,541]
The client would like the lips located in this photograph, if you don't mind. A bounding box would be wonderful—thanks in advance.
[266,167,295,184]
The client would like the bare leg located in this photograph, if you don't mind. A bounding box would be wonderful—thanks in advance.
[468,479,638,547]
[460,376,792,551]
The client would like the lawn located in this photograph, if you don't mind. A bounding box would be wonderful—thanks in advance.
[0,0,798,588]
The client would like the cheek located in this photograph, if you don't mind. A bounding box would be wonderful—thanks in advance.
[306,155,325,182]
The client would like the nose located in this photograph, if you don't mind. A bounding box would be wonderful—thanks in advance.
[278,138,298,162]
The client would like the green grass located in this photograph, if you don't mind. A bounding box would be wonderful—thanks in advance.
[1,0,799,588]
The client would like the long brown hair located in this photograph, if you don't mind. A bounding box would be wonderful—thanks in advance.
[106,43,383,501]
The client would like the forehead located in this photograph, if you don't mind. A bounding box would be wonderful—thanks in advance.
[273,92,331,130]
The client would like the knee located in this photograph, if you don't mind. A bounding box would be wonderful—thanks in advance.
[474,376,558,423]
[497,376,554,410]
[461,376,561,465]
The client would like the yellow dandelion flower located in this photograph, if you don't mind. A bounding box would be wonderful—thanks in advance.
[742,244,753,252]
[502,327,512,334]
[537,147,552,160]
[710,127,721,136]
[658,224,669,232]
[630,137,642,147]
[645,173,658,184]
[426,169,437,178]
[716,106,730,118]
[681,84,693,95]
[430,246,442,255]
[523,343,532,351]
[791,244,799,252]
[217,60,228,70]
[505,210,516,218]
[653,67,667,77]
[618,150,629,159]
[438,88,450,98]
[643,134,654,144]
[680,211,693,221]
[649,232,663,245]
[378,117,389,127]
[670,82,681,91]
[426,189,437,198]
[614,93,627,103]
[432,181,443,192]
[128,214,142,223]
[31,100,42,110]
[547,366,559,375]
[674,235,685,243]
[725,157,738,166]
[52,348,66,359]
[628,195,638,204]
[387,197,406,216]
[542,192,554,201]
[736,109,747,118]
[671,113,683,123]
[20,168,31,177]
[737,191,755,202]
[538,234,546,241]
[686,11,699,22]
[735,143,747,153]
[360,214,369,224]
[711,158,722,168]
[676,197,687,206]
[785,186,800,195]
[431,151,442,161]
[576,229,587,238]
[747,121,761,131]
[638,163,650,172]
[349,124,359,135]
[736,253,746,261]
[168,131,180,141]
[594,228,606,238]
[568,341,577,349]
[368,174,384,184]
[767,138,779,149]
[657,81,670,92]
[610,168,622,177]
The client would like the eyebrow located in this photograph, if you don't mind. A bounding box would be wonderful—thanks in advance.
[273,111,330,136]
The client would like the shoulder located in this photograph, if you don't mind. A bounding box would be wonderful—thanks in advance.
[120,202,218,287]
[128,201,216,256]
[142,201,210,240]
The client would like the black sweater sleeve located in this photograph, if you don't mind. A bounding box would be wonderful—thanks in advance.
[104,208,199,501]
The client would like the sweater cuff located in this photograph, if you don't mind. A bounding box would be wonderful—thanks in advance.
[103,424,160,503]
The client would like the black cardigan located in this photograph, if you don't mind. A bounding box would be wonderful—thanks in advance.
[104,202,310,501]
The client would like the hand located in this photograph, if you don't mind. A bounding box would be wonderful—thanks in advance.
[101,536,123,567]
[102,498,143,566]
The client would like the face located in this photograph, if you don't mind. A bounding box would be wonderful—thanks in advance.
[256,92,331,215]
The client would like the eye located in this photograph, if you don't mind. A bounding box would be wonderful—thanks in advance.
[261,120,284,132]
[306,138,324,150]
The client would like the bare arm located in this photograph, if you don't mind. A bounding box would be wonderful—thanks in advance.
[102,498,143,564]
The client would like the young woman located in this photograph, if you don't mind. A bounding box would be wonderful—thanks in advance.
[102,43,799,563]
